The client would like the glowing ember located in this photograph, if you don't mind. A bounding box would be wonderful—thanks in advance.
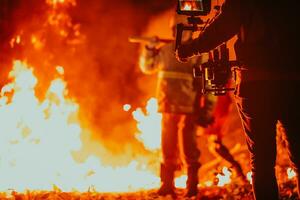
[216,167,232,187]
[246,171,253,184]
[203,181,213,187]
[287,168,296,180]
[132,98,162,151]
[56,66,65,75]
[123,104,131,112]
[10,35,22,48]
[0,61,160,192]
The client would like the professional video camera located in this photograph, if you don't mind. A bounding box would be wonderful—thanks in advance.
[176,0,240,95]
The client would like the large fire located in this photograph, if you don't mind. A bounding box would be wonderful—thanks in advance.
[0,60,203,192]
[1,0,297,198]
[0,0,163,193]
[0,60,160,192]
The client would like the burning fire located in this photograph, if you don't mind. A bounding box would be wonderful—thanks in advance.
[247,171,253,184]
[131,98,242,189]
[132,98,162,151]
[0,60,161,192]
[0,0,252,194]
[175,175,188,188]
[0,0,164,193]
[216,167,232,187]
[10,35,22,48]
[123,104,131,112]
[287,167,296,180]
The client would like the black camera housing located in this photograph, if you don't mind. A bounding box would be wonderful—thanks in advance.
[177,0,211,16]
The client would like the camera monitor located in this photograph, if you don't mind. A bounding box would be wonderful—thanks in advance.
[177,0,211,16]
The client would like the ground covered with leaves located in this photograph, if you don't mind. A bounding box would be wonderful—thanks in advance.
[0,179,298,200]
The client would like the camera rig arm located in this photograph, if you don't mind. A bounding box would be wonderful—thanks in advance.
[175,16,205,50]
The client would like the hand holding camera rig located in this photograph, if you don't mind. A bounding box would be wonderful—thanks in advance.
[176,0,241,96]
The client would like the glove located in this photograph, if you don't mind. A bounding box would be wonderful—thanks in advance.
[146,36,159,49]
[175,41,197,62]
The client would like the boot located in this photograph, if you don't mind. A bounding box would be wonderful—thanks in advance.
[185,165,200,198]
[157,163,176,197]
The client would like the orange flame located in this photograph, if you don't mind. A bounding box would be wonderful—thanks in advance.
[203,180,213,187]
[287,167,296,180]
[10,35,22,48]
[175,175,187,188]
[216,167,232,187]
[246,171,253,184]
[132,98,162,151]
[123,104,131,112]
[0,61,161,192]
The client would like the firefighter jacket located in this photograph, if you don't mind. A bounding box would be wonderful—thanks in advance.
[140,42,199,114]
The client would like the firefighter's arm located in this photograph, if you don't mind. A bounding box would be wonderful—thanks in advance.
[177,0,244,60]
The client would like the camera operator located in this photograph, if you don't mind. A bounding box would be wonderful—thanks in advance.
[176,1,300,199]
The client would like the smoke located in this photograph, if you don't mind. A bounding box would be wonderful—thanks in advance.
[67,1,176,157]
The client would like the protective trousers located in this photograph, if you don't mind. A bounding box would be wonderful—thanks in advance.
[235,80,300,200]
[160,113,200,196]
[161,113,200,170]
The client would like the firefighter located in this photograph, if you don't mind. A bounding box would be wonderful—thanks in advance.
[176,0,300,199]
[138,14,213,197]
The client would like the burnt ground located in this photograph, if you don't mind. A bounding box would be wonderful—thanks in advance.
[0,179,298,200]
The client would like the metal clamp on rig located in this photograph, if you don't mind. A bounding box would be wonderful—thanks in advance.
[194,43,240,96]
[175,0,211,50]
